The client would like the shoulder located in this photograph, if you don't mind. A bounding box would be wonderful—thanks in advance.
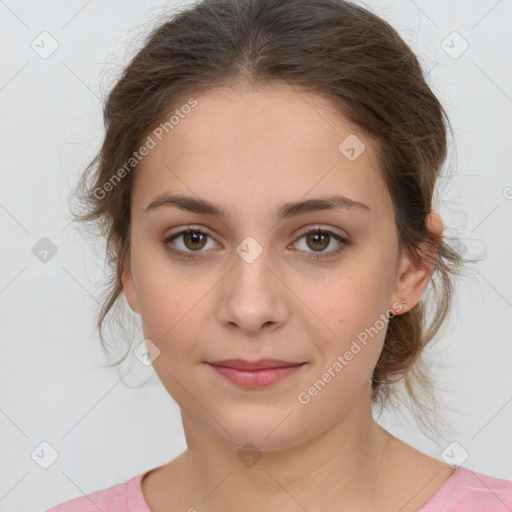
[44,473,147,512]
[420,466,512,511]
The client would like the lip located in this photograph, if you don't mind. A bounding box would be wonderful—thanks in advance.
[206,360,306,388]
[207,358,304,370]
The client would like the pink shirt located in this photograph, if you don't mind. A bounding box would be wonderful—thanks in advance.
[45,465,512,511]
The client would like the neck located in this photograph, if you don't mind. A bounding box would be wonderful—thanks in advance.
[178,401,392,512]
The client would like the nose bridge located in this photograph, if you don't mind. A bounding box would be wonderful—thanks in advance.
[217,234,287,333]
[231,234,276,300]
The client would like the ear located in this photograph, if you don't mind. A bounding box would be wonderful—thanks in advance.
[391,212,443,314]
[121,260,140,314]
[114,237,140,314]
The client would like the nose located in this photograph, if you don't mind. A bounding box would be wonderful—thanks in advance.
[216,244,289,336]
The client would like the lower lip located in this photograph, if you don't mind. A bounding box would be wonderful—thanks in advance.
[208,363,306,388]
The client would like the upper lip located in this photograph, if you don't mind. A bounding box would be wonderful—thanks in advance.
[207,358,305,370]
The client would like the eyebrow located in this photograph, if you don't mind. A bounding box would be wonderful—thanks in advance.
[144,193,371,219]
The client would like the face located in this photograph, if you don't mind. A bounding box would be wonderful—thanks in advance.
[122,83,435,451]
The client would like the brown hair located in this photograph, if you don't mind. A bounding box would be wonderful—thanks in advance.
[71,0,475,438]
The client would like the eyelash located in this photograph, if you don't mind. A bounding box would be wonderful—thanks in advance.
[162,226,350,261]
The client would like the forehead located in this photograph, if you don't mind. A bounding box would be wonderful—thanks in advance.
[132,84,391,218]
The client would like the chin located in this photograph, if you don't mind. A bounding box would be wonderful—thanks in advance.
[211,414,312,453]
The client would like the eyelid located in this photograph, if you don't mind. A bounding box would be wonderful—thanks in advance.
[165,224,216,239]
[293,224,348,239]
[164,224,347,241]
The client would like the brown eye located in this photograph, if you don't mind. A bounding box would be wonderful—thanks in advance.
[293,227,350,260]
[182,231,208,251]
[305,231,330,252]
[163,228,220,260]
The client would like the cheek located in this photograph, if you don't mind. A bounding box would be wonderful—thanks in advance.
[322,266,391,326]
[131,249,189,340]
[312,261,393,363]
[131,235,182,307]
[132,253,214,356]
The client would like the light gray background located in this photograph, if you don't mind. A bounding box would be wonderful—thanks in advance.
[0,0,511,510]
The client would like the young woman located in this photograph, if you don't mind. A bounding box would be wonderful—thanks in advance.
[47,0,512,510]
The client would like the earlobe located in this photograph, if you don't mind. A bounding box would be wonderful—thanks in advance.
[391,212,443,314]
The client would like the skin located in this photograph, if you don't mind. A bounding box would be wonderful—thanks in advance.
[122,83,454,512]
